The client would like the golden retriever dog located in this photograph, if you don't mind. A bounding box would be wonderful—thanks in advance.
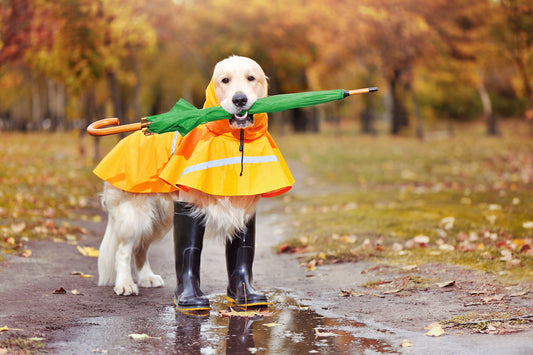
[95,56,293,310]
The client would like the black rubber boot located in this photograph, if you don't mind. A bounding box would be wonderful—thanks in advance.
[226,215,268,308]
[173,201,210,312]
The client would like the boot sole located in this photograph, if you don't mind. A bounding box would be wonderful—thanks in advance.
[174,297,211,313]
[226,295,269,308]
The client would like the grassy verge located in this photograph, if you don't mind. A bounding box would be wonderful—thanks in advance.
[273,121,533,283]
[0,132,104,259]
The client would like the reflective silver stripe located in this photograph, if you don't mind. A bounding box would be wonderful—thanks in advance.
[179,155,279,179]
[171,131,180,155]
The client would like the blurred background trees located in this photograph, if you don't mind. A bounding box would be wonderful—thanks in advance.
[0,0,532,136]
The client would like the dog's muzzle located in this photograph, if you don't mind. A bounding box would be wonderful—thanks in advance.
[230,112,254,128]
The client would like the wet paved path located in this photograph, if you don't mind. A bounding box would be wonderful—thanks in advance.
[2,162,533,354]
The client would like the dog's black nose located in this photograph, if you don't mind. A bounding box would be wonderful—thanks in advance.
[232,92,248,108]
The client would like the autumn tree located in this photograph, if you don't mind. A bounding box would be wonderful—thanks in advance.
[492,0,533,122]
[357,0,436,136]
[416,0,500,135]
[172,0,323,131]
[0,0,52,129]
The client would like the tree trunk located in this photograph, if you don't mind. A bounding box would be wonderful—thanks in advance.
[130,55,141,120]
[291,108,308,132]
[389,69,409,135]
[46,79,66,131]
[107,70,124,120]
[31,74,41,130]
[360,95,376,135]
[477,79,498,136]
[411,89,424,140]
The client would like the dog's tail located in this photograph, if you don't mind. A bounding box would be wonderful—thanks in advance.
[97,221,117,286]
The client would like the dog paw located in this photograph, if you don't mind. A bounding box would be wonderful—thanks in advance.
[114,282,139,296]
[138,274,164,288]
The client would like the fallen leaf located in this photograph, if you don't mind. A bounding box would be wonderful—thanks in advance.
[439,244,455,251]
[401,264,418,271]
[440,216,455,230]
[52,287,67,294]
[480,324,526,335]
[341,235,357,244]
[0,326,24,332]
[10,222,26,233]
[77,245,99,257]
[20,248,32,258]
[400,339,413,348]
[482,295,504,303]
[520,244,531,253]
[65,234,77,241]
[500,249,513,262]
[218,308,272,318]
[510,290,528,297]
[80,274,94,278]
[413,235,430,244]
[277,244,292,253]
[469,290,489,295]
[522,221,533,229]
[306,259,317,271]
[424,324,445,337]
[128,333,161,340]
[70,271,83,275]
[339,288,364,297]
[71,289,84,295]
[437,280,455,288]
[264,323,282,327]
[314,328,337,337]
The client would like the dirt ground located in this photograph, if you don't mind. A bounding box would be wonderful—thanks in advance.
[1,164,533,354]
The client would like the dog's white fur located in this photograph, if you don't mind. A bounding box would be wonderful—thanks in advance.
[97,56,268,296]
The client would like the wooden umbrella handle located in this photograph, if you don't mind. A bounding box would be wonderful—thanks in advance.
[86,117,149,136]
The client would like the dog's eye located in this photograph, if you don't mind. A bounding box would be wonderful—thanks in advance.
[221,77,230,84]
[247,75,255,82]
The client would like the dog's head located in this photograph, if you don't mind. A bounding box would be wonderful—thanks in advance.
[212,56,267,129]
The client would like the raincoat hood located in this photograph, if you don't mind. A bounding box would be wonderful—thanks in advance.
[203,79,269,141]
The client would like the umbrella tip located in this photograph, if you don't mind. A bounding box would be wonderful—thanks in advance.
[345,87,379,97]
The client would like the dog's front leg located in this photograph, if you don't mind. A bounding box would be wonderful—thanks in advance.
[114,241,138,296]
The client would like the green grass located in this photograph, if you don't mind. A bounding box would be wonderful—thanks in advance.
[273,121,533,282]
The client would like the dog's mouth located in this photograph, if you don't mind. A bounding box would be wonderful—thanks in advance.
[229,111,254,128]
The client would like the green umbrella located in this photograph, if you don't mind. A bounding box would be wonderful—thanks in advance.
[87,87,377,137]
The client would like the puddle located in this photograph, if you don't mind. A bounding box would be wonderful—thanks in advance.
[53,289,399,354]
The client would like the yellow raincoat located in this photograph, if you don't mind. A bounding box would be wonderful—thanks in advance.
[93,81,294,197]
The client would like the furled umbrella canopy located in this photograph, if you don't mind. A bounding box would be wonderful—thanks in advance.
[87,87,378,137]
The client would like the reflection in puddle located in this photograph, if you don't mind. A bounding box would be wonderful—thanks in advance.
[73,289,398,354]
[166,290,397,354]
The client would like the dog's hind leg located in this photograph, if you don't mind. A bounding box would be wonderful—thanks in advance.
[134,239,165,288]
[97,221,117,286]
[134,194,173,288]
